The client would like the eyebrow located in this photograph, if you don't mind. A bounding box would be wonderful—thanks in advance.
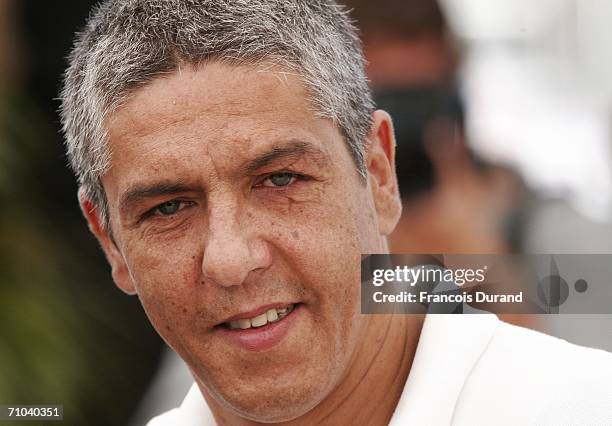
[119,181,202,216]
[242,139,330,175]
[118,140,330,215]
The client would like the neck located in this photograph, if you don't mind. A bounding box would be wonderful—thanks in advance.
[209,313,424,426]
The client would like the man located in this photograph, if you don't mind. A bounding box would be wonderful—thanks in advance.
[60,1,612,425]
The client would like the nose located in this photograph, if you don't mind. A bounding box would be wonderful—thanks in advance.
[201,199,271,287]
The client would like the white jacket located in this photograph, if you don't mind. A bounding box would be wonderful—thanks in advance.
[147,314,612,425]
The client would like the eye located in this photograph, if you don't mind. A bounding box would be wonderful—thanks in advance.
[262,172,297,188]
[155,200,184,216]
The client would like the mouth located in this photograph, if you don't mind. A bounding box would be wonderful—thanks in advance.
[221,304,296,330]
[214,303,302,351]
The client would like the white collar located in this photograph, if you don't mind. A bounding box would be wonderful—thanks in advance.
[390,313,499,425]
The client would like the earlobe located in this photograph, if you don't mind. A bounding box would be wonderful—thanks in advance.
[78,187,137,295]
[366,110,402,236]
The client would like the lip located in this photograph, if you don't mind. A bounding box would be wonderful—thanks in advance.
[214,304,302,352]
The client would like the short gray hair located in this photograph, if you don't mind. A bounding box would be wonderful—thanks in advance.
[60,0,375,227]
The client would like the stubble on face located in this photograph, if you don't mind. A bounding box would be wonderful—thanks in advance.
[101,62,387,422]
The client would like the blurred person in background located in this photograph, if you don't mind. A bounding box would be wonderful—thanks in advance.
[346,0,527,255]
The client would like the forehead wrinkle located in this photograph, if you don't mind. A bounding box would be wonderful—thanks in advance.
[109,102,210,144]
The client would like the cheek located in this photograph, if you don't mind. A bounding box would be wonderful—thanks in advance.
[260,190,365,342]
[122,229,205,337]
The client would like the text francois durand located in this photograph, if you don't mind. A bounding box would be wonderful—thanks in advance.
[370,265,523,304]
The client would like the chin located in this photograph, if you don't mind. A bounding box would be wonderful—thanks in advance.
[223,385,325,423]
[199,363,335,423]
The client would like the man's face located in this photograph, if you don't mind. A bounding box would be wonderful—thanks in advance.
[87,62,399,421]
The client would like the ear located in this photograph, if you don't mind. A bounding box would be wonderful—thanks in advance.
[366,110,402,235]
[78,187,137,295]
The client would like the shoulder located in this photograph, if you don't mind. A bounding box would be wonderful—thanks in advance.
[454,319,612,425]
[486,320,612,384]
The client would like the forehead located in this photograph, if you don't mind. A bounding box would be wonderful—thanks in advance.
[103,62,351,195]
[108,62,319,145]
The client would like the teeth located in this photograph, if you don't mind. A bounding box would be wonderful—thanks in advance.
[251,313,268,327]
[266,309,278,322]
[237,319,251,329]
[226,304,295,330]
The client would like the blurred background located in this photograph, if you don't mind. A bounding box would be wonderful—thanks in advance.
[0,0,611,425]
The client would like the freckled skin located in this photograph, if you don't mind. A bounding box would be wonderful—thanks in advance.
[81,62,422,425]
